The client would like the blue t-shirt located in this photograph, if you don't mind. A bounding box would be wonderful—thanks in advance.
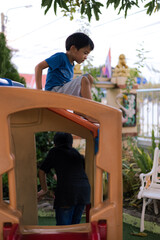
[45,52,74,91]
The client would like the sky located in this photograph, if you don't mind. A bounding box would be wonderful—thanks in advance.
[1,0,160,83]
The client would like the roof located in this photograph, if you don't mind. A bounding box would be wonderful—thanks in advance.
[20,73,46,89]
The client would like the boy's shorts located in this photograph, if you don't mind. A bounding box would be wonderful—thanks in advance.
[51,74,88,97]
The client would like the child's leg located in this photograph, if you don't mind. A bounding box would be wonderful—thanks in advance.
[78,74,98,123]
[80,74,93,99]
[51,74,98,123]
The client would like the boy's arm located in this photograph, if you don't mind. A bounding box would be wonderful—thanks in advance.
[35,60,49,89]
[37,169,48,199]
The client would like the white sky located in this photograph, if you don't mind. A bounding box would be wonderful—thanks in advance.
[1,0,160,83]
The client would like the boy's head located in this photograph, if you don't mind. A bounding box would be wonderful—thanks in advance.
[66,32,94,51]
[54,132,73,148]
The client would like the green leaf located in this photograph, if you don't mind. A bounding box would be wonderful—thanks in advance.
[95,1,104,7]
[93,6,100,20]
[145,1,155,15]
[60,0,69,11]
[86,4,92,22]
[41,0,53,14]
[114,0,121,9]
[41,0,52,7]
[54,0,57,14]
[80,1,85,14]
[106,0,115,8]
[132,1,139,7]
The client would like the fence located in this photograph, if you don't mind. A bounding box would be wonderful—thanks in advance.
[137,88,160,139]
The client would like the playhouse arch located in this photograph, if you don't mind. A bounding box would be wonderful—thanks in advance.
[10,107,96,225]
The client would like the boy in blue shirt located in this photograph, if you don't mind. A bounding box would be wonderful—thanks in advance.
[35,32,94,102]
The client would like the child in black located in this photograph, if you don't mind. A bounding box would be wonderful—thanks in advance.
[37,132,90,225]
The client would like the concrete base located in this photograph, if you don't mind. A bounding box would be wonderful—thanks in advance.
[123,208,160,234]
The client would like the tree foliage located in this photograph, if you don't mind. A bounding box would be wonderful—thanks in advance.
[41,0,160,21]
[36,131,57,191]
[0,33,26,85]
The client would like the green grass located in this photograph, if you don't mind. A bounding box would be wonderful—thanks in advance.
[38,216,56,226]
[38,216,86,226]
[123,222,160,239]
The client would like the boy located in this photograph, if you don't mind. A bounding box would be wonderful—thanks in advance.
[35,32,94,101]
[37,132,91,225]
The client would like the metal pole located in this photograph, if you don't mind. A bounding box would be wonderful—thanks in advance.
[1,13,5,33]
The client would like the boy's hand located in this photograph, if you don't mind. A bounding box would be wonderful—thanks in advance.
[37,189,48,200]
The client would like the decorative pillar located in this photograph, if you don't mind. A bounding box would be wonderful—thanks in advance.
[107,54,138,136]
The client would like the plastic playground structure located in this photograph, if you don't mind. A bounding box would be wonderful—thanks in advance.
[0,78,123,240]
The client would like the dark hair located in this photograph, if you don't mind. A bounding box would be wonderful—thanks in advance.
[54,132,73,148]
[65,32,94,51]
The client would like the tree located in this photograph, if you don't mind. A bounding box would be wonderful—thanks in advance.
[0,33,26,85]
[41,0,160,22]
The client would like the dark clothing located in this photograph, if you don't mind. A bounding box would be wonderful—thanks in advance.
[40,146,90,208]
[55,205,85,225]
